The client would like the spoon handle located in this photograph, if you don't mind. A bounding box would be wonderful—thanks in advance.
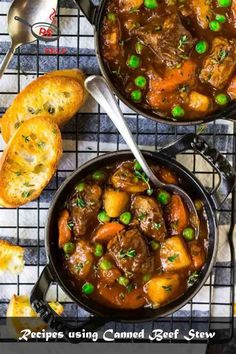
[0,43,16,80]
[85,75,162,187]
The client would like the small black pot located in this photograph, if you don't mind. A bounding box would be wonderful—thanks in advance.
[73,0,236,126]
[30,134,235,342]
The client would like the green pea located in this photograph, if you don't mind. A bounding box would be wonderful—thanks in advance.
[75,182,85,192]
[94,243,104,257]
[144,0,158,9]
[134,161,142,171]
[98,211,111,223]
[120,212,132,225]
[82,282,94,295]
[195,40,208,54]
[92,170,106,181]
[127,54,141,69]
[117,276,129,287]
[143,273,152,283]
[99,259,113,270]
[63,242,75,254]
[217,0,231,6]
[183,227,195,241]
[107,12,116,22]
[157,190,171,205]
[150,240,161,251]
[131,90,142,102]
[215,93,229,105]
[171,105,185,118]
[135,75,147,88]
[215,14,227,23]
[135,42,144,54]
[209,20,221,31]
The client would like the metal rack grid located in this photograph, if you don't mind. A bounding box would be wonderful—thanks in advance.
[0,0,235,344]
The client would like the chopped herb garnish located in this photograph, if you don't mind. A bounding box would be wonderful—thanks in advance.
[14,171,22,176]
[126,283,135,293]
[22,135,30,143]
[188,271,199,286]
[178,35,189,52]
[21,191,31,198]
[74,263,84,273]
[138,212,148,221]
[119,292,125,300]
[129,7,139,13]
[37,141,46,148]
[76,198,86,208]
[168,253,179,262]
[162,285,172,292]
[153,222,162,230]
[119,249,136,259]
[67,221,74,230]
[23,182,34,187]
[134,170,151,191]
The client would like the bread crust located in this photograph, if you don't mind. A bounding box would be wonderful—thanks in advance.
[0,116,62,208]
[1,69,87,142]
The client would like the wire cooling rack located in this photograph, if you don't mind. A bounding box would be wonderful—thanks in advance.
[0,0,235,345]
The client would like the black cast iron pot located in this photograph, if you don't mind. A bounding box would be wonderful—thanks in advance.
[30,134,235,343]
[73,0,236,126]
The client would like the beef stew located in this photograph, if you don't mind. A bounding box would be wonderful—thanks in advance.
[100,0,236,121]
[58,160,209,310]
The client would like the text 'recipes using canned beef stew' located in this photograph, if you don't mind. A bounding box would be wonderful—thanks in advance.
[58,161,208,310]
[101,0,236,121]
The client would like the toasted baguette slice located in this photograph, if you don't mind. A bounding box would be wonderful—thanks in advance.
[7,295,64,337]
[1,69,87,142]
[0,240,24,275]
[0,117,62,208]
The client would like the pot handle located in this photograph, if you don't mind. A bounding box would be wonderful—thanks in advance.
[30,265,106,343]
[73,0,98,25]
[160,133,236,209]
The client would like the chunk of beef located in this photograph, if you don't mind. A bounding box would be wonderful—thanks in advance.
[199,37,236,89]
[132,196,167,242]
[190,0,213,29]
[111,161,148,193]
[68,184,102,236]
[67,241,94,279]
[107,228,154,276]
[133,14,195,67]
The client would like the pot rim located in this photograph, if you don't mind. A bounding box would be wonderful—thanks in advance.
[44,150,218,321]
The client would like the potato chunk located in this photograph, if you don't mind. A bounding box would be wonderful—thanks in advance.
[160,236,192,271]
[189,91,210,112]
[145,273,183,307]
[104,188,130,218]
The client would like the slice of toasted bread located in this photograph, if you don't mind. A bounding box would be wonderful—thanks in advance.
[0,240,24,275]
[0,117,62,208]
[7,295,64,338]
[1,69,87,142]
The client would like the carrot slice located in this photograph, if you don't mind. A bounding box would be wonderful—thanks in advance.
[149,60,196,93]
[58,209,71,248]
[167,195,189,235]
[92,222,125,243]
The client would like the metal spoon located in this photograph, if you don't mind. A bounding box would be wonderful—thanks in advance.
[0,0,58,80]
[85,75,199,236]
